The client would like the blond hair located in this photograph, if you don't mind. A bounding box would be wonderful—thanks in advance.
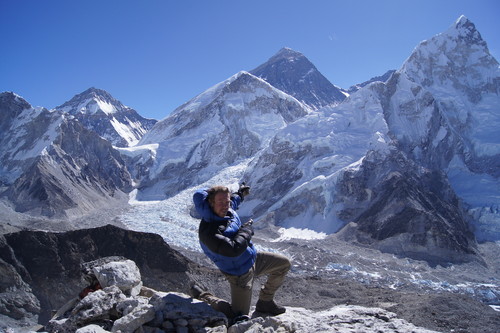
[207,186,230,206]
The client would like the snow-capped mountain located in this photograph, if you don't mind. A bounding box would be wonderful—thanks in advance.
[396,15,500,242]
[124,71,309,200]
[250,47,347,109]
[236,15,499,263]
[55,87,157,147]
[0,92,132,218]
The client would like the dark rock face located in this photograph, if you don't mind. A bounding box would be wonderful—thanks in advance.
[0,92,32,134]
[0,225,197,325]
[251,47,346,109]
[336,151,478,265]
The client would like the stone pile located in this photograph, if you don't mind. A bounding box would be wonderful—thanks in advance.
[45,257,227,333]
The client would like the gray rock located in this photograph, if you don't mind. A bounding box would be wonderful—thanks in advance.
[92,259,142,296]
[112,298,155,333]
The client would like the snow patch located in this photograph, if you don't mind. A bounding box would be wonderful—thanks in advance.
[271,227,327,242]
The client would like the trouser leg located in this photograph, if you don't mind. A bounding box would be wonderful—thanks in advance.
[198,292,235,319]
[254,252,291,301]
[224,268,254,316]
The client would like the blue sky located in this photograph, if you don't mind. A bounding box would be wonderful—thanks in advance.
[1,0,499,120]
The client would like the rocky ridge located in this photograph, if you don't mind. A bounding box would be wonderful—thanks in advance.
[346,69,396,93]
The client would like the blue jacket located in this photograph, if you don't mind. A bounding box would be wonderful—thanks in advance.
[193,188,257,276]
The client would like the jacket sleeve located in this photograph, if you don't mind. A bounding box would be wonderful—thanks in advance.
[230,193,242,210]
[199,220,253,257]
[193,188,217,221]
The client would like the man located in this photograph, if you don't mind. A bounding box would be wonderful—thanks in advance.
[192,184,291,320]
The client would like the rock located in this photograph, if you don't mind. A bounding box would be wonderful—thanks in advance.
[43,256,447,333]
[91,259,143,296]
[112,297,155,333]
[229,306,441,333]
[0,258,40,320]
[46,285,127,332]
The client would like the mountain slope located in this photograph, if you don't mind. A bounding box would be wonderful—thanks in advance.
[3,119,133,218]
[250,47,347,109]
[55,87,157,147]
[0,93,63,186]
[125,71,309,200]
[0,93,133,218]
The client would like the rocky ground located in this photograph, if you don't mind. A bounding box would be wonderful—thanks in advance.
[35,257,443,333]
[182,225,500,333]
[184,264,500,333]
[1,209,499,333]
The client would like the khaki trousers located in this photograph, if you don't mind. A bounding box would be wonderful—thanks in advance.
[223,251,291,316]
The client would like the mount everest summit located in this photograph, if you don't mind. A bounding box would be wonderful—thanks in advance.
[250,47,347,109]
[0,16,499,265]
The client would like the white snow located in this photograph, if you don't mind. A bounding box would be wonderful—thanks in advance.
[110,117,143,147]
[95,98,118,114]
[271,227,327,242]
[59,96,119,115]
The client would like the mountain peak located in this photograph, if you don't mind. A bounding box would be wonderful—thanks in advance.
[273,47,305,61]
[250,48,346,109]
[400,15,496,94]
[445,15,483,44]
[81,87,115,100]
[56,87,125,115]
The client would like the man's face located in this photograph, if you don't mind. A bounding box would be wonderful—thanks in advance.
[213,192,231,218]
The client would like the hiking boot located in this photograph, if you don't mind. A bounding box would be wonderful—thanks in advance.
[190,285,236,319]
[189,284,204,299]
[255,299,286,315]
